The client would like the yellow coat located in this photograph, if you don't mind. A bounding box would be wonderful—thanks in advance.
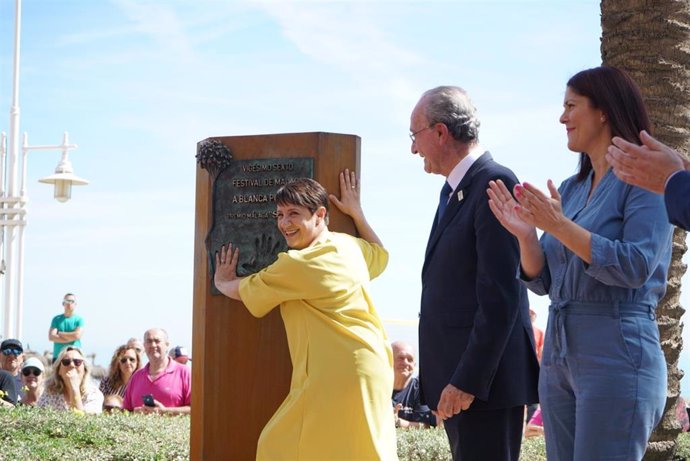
[239,231,398,461]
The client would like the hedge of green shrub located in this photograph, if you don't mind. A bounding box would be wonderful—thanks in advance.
[1,407,689,460]
[1,407,189,460]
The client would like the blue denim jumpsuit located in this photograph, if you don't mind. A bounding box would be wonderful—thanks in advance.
[523,169,673,461]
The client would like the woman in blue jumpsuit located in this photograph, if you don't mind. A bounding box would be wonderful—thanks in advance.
[487,66,673,460]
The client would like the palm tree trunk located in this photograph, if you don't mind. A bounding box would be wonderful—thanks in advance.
[601,1,690,459]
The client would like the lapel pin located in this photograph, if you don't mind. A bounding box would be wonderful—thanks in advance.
[457,191,464,202]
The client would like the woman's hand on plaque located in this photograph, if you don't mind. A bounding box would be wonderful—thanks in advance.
[329,169,362,219]
[215,243,240,284]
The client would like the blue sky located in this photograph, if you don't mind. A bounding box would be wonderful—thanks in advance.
[2,0,689,391]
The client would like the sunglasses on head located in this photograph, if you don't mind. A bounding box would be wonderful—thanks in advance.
[61,358,84,367]
[119,356,137,364]
[1,348,22,356]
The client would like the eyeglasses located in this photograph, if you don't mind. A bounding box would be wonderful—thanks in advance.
[63,299,76,304]
[22,367,42,377]
[1,348,22,356]
[60,358,84,367]
[409,125,433,142]
[104,404,121,412]
[119,357,137,364]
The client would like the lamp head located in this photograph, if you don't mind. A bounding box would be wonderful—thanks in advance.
[38,157,88,203]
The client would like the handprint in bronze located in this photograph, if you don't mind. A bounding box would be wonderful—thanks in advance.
[240,233,286,274]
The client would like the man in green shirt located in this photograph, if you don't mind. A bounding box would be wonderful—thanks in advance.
[48,293,84,361]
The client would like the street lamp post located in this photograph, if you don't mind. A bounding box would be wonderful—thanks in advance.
[1,0,88,341]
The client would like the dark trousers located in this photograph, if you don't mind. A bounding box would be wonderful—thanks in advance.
[443,405,524,461]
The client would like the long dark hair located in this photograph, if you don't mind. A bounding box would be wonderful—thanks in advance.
[567,66,652,181]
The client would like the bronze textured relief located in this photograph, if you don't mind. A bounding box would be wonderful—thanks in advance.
[204,155,314,293]
[196,138,232,179]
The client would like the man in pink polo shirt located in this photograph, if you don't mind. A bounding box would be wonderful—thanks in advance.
[122,328,191,415]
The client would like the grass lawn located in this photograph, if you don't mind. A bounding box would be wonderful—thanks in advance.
[1,406,689,460]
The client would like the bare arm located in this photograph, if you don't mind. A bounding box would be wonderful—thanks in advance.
[49,327,82,343]
[329,169,383,247]
[58,327,83,342]
[135,399,191,416]
[48,327,61,342]
[397,418,430,429]
[516,231,547,280]
[544,217,592,264]
[159,405,190,416]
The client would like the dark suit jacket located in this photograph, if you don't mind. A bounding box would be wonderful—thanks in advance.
[665,170,690,231]
[419,152,539,411]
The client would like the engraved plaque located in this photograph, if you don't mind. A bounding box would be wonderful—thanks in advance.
[207,157,314,292]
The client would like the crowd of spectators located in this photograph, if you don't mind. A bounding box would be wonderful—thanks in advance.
[0,328,191,416]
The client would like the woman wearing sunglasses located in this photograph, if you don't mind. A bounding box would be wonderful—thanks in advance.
[99,345,142,401]
[19,356,46,406]
[38,346,104,414]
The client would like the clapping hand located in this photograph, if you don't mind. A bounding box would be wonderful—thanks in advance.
[607,130,688,194]
[487,179,535,240]
[512,180,566,235]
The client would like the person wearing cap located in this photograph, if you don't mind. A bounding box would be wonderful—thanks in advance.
[48,293,85,362]
[1,338,24,395]
[169,346,191,365]
[19,356,46,406]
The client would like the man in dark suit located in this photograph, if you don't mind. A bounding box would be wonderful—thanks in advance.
[607,130,690,230]
[410,86,539,461]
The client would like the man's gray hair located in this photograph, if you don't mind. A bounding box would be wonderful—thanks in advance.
[144,328,169,342]
[391,340,417,357]
[422,86,480,144]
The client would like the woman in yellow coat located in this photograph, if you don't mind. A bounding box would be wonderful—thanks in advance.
[214,171,398,461]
